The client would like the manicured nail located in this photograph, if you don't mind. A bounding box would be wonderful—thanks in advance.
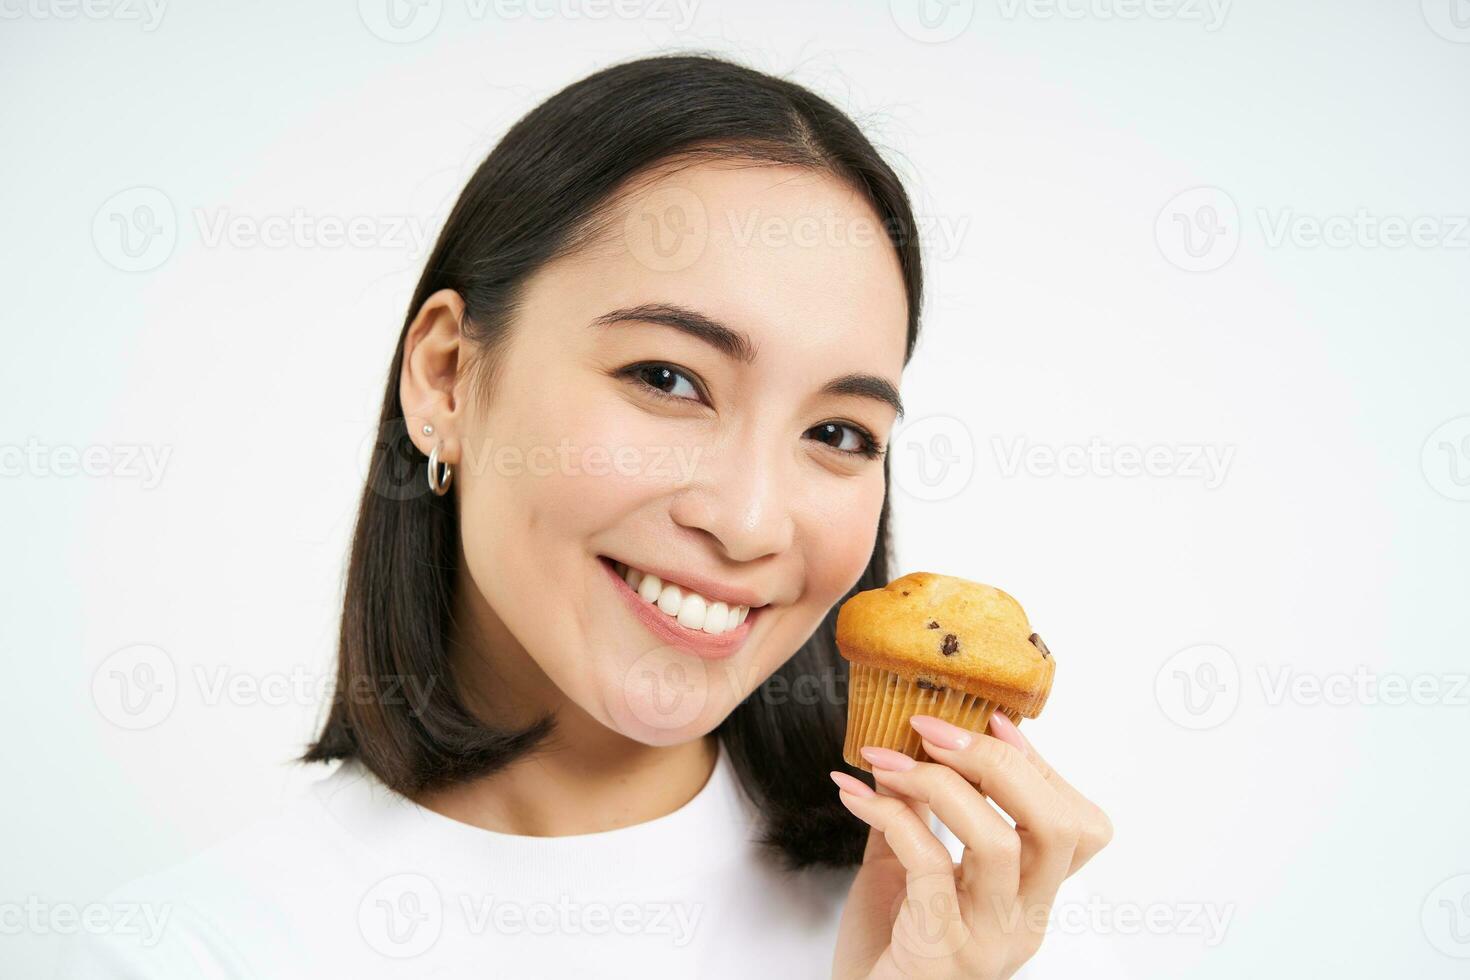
[987,711,1027,751]
[859,746,917,771]
[830,770,875,798]
[909,714,972,750]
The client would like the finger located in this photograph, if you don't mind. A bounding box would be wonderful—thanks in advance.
[830,770,970,961]
[875,774,934,827]
[909,716,1079,914]
[988,713,1114,872]
[858,747,1020,933]
[829,771,901,868]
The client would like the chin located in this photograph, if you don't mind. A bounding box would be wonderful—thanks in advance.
[593,645,745,746]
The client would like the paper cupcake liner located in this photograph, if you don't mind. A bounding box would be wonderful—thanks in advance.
[843,663,1018,771]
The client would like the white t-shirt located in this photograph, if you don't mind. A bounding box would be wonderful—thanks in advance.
[56,742,856,979]
[56,742,1129,978]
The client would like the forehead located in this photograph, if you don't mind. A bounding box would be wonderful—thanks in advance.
[532,161,910,378]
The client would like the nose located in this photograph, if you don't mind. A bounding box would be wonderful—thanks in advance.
[667,432,796,563]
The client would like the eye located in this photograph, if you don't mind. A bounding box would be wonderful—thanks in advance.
[621,362,706,404]
[806,421,885,460]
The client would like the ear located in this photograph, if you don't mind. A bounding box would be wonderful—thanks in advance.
[400,288,469,461]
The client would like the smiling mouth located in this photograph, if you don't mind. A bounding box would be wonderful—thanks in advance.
[596,555,765,657]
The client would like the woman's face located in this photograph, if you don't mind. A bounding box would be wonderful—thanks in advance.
[418,162,909,746]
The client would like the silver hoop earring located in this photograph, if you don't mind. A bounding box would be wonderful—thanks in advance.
[427,442,454,496]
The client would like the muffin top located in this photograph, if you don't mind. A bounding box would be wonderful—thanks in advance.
[836,572,1055,718]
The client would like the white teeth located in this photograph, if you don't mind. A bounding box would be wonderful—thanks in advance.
[676,593,706,630]
[656,583,683,616]
[703,601,729,634]
[614,560,751,634]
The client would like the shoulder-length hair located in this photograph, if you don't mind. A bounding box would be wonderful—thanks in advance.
[304,52,923,870]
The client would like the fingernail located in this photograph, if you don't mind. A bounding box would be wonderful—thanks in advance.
[830,770,875,798]
[909,714,972,750]
[859,746,917,771]
[987,711,1027,751]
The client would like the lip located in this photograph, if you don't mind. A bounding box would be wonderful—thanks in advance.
[598,556,761,660]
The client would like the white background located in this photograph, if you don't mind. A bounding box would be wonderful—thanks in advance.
[3,1,1469,976]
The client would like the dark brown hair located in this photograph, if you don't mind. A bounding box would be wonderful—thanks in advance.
[304,52,923,870]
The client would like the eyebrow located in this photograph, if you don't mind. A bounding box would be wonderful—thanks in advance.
[590,303,905,419]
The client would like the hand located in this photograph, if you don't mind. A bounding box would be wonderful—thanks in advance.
[828,712,1112,979]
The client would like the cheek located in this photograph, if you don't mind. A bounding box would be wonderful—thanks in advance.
[743,471,887,687]
[802,471,889,601]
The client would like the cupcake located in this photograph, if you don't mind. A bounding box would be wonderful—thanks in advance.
[838,572,1054,772]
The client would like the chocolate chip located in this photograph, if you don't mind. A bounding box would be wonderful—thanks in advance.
[1029,632,1050,659]
[926,620,940,629]
[901,590,909,596]
[915,678,945,691]
[941,633,959,656]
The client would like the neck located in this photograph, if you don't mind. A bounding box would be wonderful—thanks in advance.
[410,571,719,838]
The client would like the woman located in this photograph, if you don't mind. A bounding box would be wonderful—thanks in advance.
[64,53,1110,979]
